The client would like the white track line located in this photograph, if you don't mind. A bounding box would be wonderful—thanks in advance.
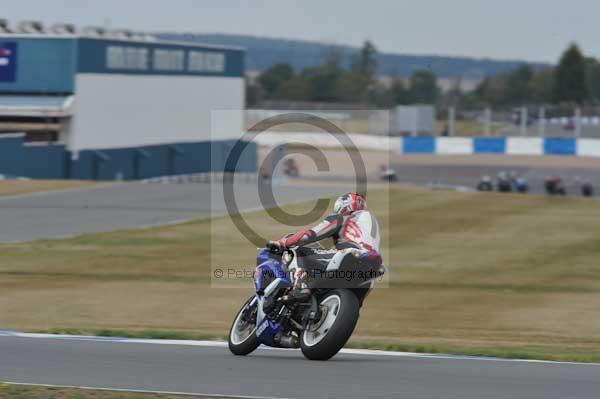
[1,330,598,366]
[0,381,292,399]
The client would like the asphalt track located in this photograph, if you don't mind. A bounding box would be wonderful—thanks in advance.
[391,161,600,194]
[3,158,599,243]
[0,181,347,243]
[1,333,598,399]
[2,169,600,398]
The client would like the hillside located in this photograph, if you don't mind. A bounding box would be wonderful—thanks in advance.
[155,32,549,79]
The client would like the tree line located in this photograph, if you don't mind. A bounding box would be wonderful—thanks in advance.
[247,41,600,110]
[463,43,600,109]
[247,40,439,107]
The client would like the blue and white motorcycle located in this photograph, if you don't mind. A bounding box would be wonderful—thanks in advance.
[228,243,384,360]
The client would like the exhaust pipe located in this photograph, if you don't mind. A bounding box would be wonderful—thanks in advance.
[277,333,299,348]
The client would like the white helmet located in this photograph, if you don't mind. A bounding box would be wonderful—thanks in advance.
[333,192,367,215]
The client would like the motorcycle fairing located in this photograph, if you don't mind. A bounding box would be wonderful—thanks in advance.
[254,249,292,344]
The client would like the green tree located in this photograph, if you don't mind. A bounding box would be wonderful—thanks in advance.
[471,78,491,106]
[278,76,310,101]
[469,64,554,107]
[257,63,294,98]
[366,83,394,107]
[586,57,600,103]
[409,70,439,103]
[334,71,373,103]
[389,76,410,105]
[554,43,588,104]
[528,68,554,104]
[336,40,379,103]
[352,40,378,78]
[504,65,533,105]
[301,53,344,102]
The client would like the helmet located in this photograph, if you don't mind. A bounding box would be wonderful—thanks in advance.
[333,192,367,215]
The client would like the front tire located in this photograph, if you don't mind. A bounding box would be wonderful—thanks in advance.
[228,296,260,356]
[300,289,360,361]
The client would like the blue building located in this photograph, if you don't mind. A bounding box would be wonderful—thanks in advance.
[0,33,255,180]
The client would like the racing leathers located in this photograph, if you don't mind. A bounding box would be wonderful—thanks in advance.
[272,210,383,294]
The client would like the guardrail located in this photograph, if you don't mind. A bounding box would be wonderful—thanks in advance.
[399,137,597,156]
[253,132,600,157]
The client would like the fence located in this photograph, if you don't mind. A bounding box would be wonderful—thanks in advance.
[0,134,257,180]
[245,109,392,135]
[247,106,600,138]
[446,106,600,138]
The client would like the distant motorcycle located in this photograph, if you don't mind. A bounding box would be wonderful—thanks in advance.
[545,176,566,196]
[228,243,385,360]
[379,165,398,182]
[283,158,299,177]
[582,182,594,197]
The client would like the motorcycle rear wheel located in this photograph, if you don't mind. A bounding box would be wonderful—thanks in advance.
[300,289,359,361]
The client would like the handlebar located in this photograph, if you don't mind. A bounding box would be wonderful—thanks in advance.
[265,242,323,255]
[265,242,285,255]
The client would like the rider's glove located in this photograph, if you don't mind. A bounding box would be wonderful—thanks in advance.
[268,239,286,251]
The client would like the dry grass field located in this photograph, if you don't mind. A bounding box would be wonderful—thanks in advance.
[0,383,215,399]
[0,180,95,197]
[1,187,600,361]
[435,120,507,136]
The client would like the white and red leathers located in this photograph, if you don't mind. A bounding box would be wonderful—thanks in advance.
[272,209,382,268]
[270,193,383,304]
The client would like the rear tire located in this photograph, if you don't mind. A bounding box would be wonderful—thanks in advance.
[300,289,359,361]
[228,296,260,356]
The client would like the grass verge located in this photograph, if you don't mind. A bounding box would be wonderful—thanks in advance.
[0,383,222,399]
[0,180,95,197]
[26,327,226,342]
[347,341,600,363]
[2,187,600,363]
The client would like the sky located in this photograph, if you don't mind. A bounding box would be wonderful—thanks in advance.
[2,0,599,63]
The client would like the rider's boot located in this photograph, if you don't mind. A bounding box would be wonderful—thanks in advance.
[281,288,311,304]
[281,268,311,304]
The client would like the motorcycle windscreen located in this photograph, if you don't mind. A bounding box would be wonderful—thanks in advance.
[254,249,291,292]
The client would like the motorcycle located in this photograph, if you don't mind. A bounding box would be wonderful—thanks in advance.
[228,243,385,361]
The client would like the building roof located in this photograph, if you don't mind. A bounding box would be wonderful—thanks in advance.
[0,33,245,52]
[0,95,74,117]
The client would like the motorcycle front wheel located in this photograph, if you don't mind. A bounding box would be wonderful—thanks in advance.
[300,289,360,361]
[228,296,260,356]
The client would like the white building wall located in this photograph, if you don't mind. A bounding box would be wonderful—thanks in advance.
[69,74,244,152]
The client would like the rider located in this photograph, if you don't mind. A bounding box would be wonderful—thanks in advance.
[269,192,383,303]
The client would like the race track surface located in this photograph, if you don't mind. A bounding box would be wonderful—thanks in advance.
[390,158,600,194]
[0,182,345,243]
[1,333,598,399]
[4,155,600,243]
